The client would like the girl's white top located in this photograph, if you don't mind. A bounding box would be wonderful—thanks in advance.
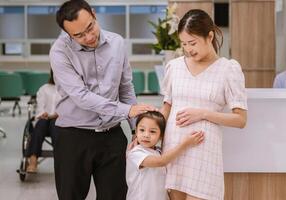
[126,145,169,200]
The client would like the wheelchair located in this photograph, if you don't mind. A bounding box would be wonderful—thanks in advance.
[16,100,54,182]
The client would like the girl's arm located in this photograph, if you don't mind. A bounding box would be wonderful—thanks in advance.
[140,131,204,168]
[176,107,247,128]
[160,102,171,120]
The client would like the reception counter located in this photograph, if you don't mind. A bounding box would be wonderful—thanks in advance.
[223,88,286,172]
[222,89,286,200]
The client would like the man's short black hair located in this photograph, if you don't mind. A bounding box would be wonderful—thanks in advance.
[56,0,94,32]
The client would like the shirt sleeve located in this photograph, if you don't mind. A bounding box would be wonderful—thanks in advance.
[224,59,248,110]
[49,41,131,118]
[162,62,173,105]
[118,46,137,130]
[273,74,283,88]
[127,146,152,170]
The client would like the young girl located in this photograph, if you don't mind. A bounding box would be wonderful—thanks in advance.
[126,111,204,200]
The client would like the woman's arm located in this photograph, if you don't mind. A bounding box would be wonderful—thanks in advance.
[160,102,171,120]
[176,107,247,129]
[204,108,247,128]
[140,131,204,168]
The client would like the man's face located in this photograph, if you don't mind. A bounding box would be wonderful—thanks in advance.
[64,9,100,48]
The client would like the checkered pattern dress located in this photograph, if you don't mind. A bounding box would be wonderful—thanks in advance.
[162,56,247,200]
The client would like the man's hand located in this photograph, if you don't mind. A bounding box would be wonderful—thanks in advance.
[128,104,158,118]
[37,112,49,120]
[48,113,59,119]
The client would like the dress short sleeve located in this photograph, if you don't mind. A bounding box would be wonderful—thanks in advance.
[224,59,248,110]
[162,62,173,104]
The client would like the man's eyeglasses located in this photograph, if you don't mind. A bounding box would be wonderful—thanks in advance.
[73,19,96,40]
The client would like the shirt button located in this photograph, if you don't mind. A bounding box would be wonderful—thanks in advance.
[99,81,102,85]
[97,65,101,70]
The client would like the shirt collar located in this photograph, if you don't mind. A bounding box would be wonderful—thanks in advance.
[70,30,108,51]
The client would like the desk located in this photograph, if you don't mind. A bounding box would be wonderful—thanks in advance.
[222,88,286,200]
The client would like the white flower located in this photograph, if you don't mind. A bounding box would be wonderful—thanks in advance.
[166,3,180,35]
[149,3,180,53]
[167,14,180,35]
[167,3,177,17]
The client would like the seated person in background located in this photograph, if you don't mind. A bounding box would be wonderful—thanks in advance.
[27,69,61,173]
[273,70,286,88]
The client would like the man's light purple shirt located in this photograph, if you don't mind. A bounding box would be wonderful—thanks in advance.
[49,30,136,130]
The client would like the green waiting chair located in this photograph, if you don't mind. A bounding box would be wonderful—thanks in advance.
[25,71,50,97]
[147,70,160,94]
[14,70,34,95]
[25,72,49,114]
[132,69,145,95]
[0,70,9,75]
[0,73,23,117]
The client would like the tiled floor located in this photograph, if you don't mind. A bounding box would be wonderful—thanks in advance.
[0,95,163,200]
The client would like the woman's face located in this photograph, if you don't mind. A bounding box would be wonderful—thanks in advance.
[136,118,161,149]
[179,30,214,62]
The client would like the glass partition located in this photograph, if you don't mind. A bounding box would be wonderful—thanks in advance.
[130,5,166,39]
[0,6,25,39]
[132,43,153,55]
[93,6,126,37]
[31,43,51,55]
[28,6,61,39]
[2,42,23,55]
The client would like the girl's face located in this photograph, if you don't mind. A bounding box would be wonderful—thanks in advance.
[136,118,161,149]
[179,30,214,62]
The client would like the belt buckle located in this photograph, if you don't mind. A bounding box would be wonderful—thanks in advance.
[94,123,120,133]
[94,128,108,132]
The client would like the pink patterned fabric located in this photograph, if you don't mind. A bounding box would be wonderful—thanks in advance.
[162,56,247,200]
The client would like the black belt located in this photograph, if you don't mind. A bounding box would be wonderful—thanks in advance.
[59,123,121,133]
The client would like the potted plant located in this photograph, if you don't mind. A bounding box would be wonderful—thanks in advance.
[149,3,181,58]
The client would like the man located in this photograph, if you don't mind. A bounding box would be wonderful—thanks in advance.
[49,1,155,199]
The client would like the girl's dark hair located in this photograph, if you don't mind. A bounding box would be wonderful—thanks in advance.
[178,9,223,53]
[136,111,166,138]
[56,0,94,32]
[48,69,55,85]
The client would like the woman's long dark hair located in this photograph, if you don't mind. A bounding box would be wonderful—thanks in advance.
[48,69,55,85]
[178,9,223,53]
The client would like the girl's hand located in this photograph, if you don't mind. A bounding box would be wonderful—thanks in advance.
[176,108,206,127]
[182,131,204,147]
[127,137,138,151]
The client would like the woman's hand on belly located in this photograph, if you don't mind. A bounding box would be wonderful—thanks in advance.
[176,107,207,127]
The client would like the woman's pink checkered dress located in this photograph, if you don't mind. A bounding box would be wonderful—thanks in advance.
[162,56,247,200]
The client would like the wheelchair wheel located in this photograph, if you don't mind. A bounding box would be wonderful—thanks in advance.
[22,119,33,157]
[17,119,33,181]
[18,158,28,182]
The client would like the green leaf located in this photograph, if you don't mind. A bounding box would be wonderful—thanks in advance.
[148,8,180,54]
